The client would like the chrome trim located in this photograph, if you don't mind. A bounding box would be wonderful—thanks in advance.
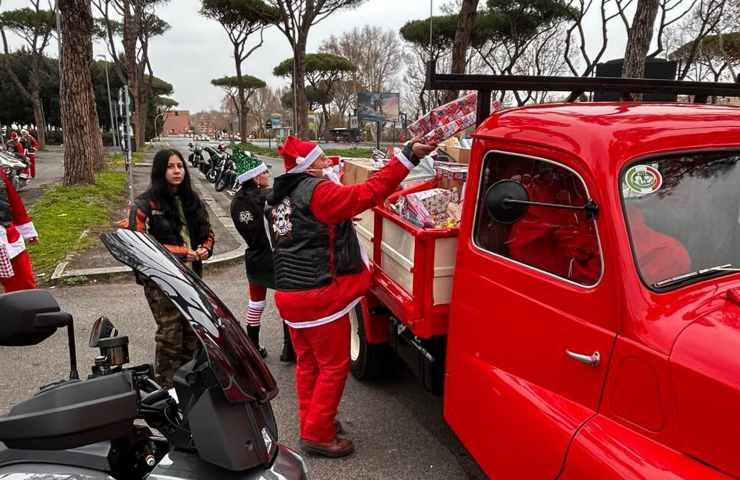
[470,149,606,289]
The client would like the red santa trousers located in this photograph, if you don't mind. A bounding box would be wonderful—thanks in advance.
[289,314,350,443]
[1,251,36,292]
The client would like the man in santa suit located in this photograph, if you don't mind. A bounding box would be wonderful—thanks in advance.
[20,129,39,178]
[266,135,432,457]
[0,169,38,292]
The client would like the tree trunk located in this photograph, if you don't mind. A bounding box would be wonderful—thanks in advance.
[234,49,248,141]
[622,0,660,81]
[445,0,479,103]
[123,0,142,150]
[30,96,46,148]
[59,0,101,185]
[294,34,309,138]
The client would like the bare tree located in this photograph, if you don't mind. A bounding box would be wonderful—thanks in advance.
[320,26,402,93]
[564,0,623,77]
[259,0,365,137]
[201,0,277,141]
[92,0,169,149]
[0,1,56,146]
[58,0,104,185]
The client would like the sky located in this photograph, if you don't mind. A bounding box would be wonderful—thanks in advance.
[1,0,634,113]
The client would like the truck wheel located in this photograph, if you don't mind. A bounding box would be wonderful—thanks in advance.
[350,303,386,381]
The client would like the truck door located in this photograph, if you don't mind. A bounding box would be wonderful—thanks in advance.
[444,150,619,479]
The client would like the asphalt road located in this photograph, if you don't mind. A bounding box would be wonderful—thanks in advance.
[1,139,487,479]
[0,265,485,479]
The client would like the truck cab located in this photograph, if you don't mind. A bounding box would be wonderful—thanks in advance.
[350,71,740,479]
[445,102,740,479]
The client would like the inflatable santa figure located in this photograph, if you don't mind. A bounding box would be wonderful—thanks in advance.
[265,135,432,458]
[0,169,38,292]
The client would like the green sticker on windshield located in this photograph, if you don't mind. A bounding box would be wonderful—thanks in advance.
[624,165,663,195]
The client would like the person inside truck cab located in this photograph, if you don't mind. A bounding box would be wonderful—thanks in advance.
[506,162,601,285]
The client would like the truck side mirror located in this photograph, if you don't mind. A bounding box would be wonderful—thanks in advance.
[485,180,530,224]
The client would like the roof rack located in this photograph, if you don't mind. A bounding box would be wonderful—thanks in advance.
[424,61,740,126]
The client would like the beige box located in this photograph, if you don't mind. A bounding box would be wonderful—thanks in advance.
[439,145,471,164]
[342,158,380,185]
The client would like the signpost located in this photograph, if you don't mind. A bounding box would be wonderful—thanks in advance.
[118,86,134,204]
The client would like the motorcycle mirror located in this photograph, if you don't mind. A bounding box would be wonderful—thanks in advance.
[88,316,118,348]
[0,290,79,379]
[0,290,63,346]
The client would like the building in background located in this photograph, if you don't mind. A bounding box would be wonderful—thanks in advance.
[162,110,191,136]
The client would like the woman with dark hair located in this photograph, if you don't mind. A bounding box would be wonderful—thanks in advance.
[128,148,215,388]
[230,150,295,362]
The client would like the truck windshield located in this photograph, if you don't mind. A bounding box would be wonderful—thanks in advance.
[621,151,740,289]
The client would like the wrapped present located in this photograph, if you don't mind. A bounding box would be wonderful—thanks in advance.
[435,162,469,203]
[402,188,452,228]
[408,94,477,145]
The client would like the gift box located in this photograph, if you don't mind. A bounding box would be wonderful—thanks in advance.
[435,163,469,203]
[341,158,383,185]
[401,188,452,228]
[408,93,478,142]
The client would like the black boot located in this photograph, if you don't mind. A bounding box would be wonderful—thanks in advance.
[246,325,268,358]
[280,323,296,363]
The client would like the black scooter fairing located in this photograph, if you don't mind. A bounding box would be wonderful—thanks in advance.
[101,229,277,404]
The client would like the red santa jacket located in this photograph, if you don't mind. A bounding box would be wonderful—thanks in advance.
[274,152,415,327]
[0,170,37,258]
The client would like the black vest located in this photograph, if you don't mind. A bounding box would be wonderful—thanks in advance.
[0,177,11,227]
[266,176,364,291]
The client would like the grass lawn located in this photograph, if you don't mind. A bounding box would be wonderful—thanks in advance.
[240,142,374,159]
[27,169,128,278]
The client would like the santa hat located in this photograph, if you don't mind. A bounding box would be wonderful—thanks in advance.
[233,147,269,184]
[9,131,17,139]
[277,135,324,173]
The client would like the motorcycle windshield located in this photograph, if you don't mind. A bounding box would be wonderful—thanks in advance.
[102,229,278,403]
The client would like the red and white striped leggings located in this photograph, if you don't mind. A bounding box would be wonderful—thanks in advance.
[245,283,267,327]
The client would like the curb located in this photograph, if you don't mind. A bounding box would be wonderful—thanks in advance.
[50,165,246,283]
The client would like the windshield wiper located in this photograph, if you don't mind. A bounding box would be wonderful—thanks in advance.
[654,264,740,288]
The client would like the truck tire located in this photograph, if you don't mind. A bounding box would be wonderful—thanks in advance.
[350,303,386,380]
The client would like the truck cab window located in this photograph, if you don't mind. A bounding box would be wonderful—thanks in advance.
[474,152,602,286]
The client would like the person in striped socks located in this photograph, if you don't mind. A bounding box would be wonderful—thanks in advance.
[230,149,295,361]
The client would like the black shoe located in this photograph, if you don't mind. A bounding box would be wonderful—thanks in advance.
[258,346,268,358]
[280,323,296,363]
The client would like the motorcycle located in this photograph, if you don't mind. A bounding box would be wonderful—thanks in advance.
[0,229,309,480]
[199,146,220,176]
[0,150,30,191]
[205,145,228,184]
[214,152,238,193]
[187,142,205,170]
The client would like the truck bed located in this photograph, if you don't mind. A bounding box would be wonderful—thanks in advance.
[356,206,459,339]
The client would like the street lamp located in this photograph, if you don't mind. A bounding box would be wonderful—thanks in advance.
[97,54,118,147]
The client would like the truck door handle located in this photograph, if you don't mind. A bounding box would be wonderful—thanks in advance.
[565,349,600,368]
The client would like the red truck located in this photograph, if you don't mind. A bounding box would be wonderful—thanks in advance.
[348,70,740,479]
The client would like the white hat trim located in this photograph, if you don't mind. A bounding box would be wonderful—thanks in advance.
[289,145,324,173]
[236,162,268,184]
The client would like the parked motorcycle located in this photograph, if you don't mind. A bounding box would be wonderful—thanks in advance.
[187,142,205,170]
[214,151,237,192]
[0,229,309,480]
[0,150,30,191]
[205,145,228,184]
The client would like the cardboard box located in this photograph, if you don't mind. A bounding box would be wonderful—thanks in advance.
[438,145,471,164]
[342,158,382,185]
